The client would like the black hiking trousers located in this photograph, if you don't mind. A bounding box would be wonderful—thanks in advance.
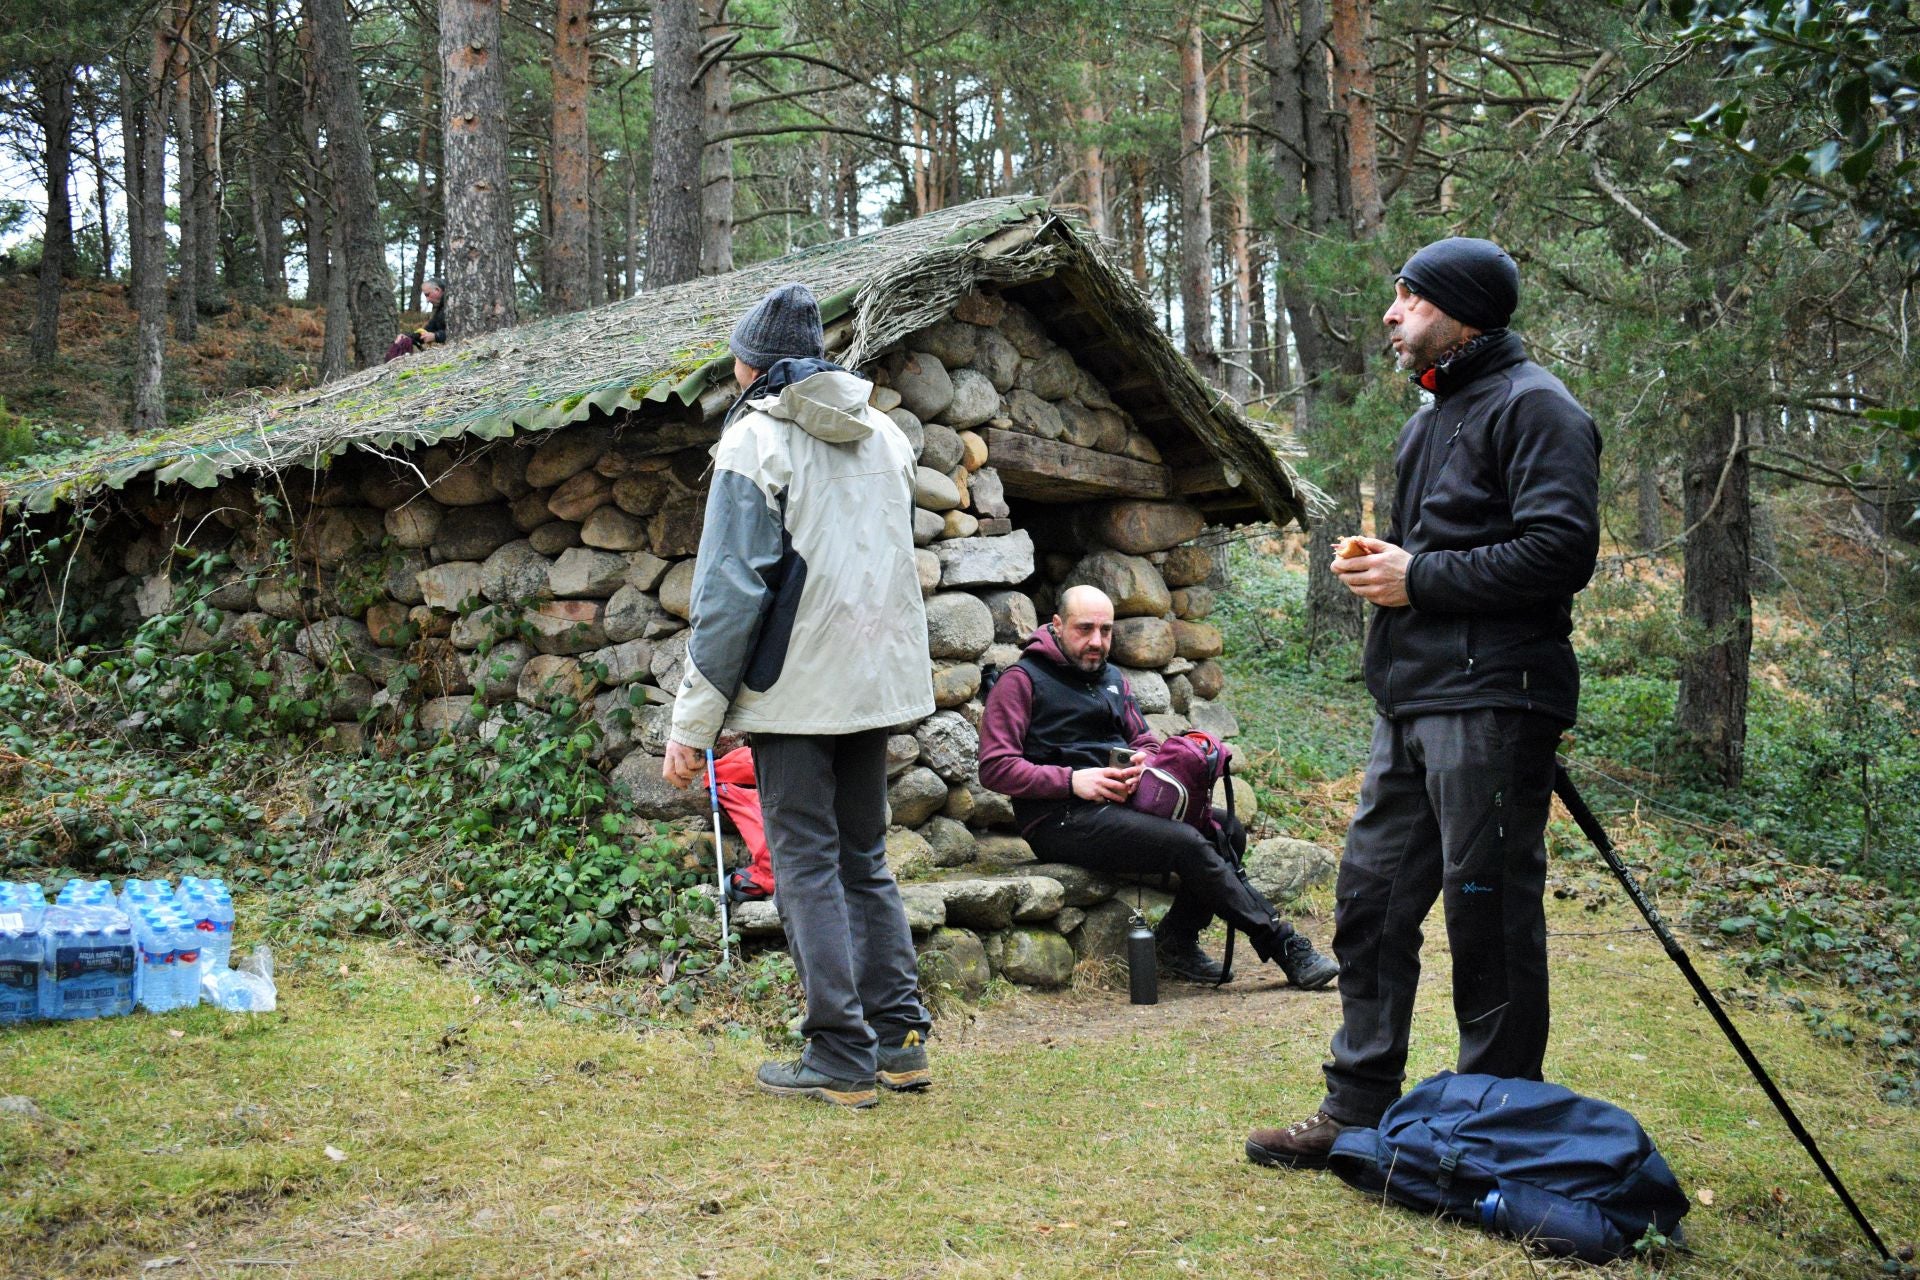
[1027,802,1290,952]
[1320,709,1562,1127]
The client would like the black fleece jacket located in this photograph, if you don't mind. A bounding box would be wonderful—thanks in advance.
[1364,329,1601,727]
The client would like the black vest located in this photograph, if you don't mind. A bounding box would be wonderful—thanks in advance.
[1010,652,1137,830]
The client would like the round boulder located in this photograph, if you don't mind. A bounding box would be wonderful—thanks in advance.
[887,350,955,421]
[942,368,999,431]
[888,766,949,828]
[1089,501,1207,555]
[925,591,994,660]
[1064,551,1171,618]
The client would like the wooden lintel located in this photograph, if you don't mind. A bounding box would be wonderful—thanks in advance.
[1172,458,1243,495]
[982,428,1171,501]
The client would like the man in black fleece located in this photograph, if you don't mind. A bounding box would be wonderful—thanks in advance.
[1247,237,1601,1169]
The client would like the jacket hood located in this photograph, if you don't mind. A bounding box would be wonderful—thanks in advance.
[735,357,875,444]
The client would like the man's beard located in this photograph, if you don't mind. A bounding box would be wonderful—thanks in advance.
[1074,649,1105,671]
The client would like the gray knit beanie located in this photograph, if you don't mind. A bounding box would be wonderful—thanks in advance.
[729,282,825,370]
[1396,237,1519,330]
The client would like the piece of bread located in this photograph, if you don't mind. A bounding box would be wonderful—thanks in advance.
[1333,536,1368,560]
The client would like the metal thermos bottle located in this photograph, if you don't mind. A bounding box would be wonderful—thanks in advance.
[1127,913,1158,1005]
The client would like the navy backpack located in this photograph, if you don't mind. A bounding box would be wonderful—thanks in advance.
[1327,1071,1691,1264]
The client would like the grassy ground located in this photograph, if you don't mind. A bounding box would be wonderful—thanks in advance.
[5,892,1916,1279]
[4,538,1919,1278]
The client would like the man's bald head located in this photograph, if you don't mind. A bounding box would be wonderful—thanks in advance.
[1053,585,1115,673]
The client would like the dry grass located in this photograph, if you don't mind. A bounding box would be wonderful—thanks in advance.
[3,882,1916,1279]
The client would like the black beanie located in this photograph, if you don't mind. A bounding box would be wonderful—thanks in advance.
[730,282,826,370]
[1396,237,1519,331]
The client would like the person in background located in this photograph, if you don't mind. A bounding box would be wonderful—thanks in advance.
[978,584,1339,989]
[1246,236,1601,1170]
[661,282,935,1110]
[384,279,445,362]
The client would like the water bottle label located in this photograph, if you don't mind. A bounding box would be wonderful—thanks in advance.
[0,960,33,991]
[178,949,200,965]
[0,912,22,930]
[57,946,135,980]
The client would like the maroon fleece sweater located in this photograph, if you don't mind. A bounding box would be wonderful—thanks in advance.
[977,627,1157,822]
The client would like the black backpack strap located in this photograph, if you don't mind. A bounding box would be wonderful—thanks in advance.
[1216,771,1239,986]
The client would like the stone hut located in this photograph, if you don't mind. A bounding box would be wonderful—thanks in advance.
[1,197,1320,992]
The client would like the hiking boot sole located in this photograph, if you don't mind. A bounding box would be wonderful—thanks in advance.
[877,1067,932,1092]
[1245,1135,1332,1170]
[1288,966,1339,992]
[756,1079,878,1109]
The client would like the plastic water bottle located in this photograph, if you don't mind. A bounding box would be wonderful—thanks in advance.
[1478,1189,1504,1234]
[0,896,43,1024]
[171,909,203,1007]
[134,907,175,1012]
[43,905,136,1019]
[203,881,235,973]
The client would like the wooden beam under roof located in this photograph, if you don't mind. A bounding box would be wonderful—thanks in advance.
[982,428,1171,501]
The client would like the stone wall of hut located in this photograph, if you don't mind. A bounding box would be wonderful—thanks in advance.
[83,288,1304,989]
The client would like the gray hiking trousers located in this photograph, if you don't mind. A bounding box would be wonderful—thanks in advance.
[754,729,930,1080]
[1320,709,1561,1126]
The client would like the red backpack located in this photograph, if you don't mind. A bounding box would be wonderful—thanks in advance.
[1130,730,1234,836]
[702,747,774,901]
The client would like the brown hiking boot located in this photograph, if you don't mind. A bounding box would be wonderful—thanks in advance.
[1245,1111,1345,1169]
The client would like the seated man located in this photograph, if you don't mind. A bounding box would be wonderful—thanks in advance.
[978,584,1338,989]
[385,278,446,362]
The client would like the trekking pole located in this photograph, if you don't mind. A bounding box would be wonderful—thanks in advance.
[704,748,732,972]
[1552,762,1892,1265]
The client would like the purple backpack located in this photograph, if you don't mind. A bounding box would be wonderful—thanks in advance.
[1130,730,1234,835]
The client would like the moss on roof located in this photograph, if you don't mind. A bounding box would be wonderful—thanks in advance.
[1,196,1313,527]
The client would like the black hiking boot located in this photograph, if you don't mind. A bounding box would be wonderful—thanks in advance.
[876,1030,931,1092]
[1156,933,1226,984]
[755,1058,878,1109]
[1277,933,1339,990]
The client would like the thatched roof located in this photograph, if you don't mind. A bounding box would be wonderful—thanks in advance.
[1,196,1314,526]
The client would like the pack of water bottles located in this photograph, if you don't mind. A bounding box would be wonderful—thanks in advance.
[0,875,253,1024]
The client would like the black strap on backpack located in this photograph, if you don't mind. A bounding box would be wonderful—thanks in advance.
[1213,770,1240,985]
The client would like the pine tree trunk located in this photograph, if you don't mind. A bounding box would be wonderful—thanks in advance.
[440,0,516,335]
[88,81,115,280]
[646,0,702,289]
[1328,0,1382,234]
[1636,456,1662,550]
[1249,241,1273,392]
[698,0,733,276]
[1077,57,1108,236]
[251,0,288,302]
[410,61,433,312]
[320,167,350,381]
[623,150,638,297]
[172,37,198,341]
[299,15,328,305]
[133,12,179,433]
[30,62,75,363]
[192,1,224,312]
[587,162,605,302]
[309,0,397,366]
[546,0,592,311]
[122,61,144,290]
[1225,58,1253,403]
[1265,0,1364,643]
[1178,23,1218,385]
[1675,406,1752,786]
